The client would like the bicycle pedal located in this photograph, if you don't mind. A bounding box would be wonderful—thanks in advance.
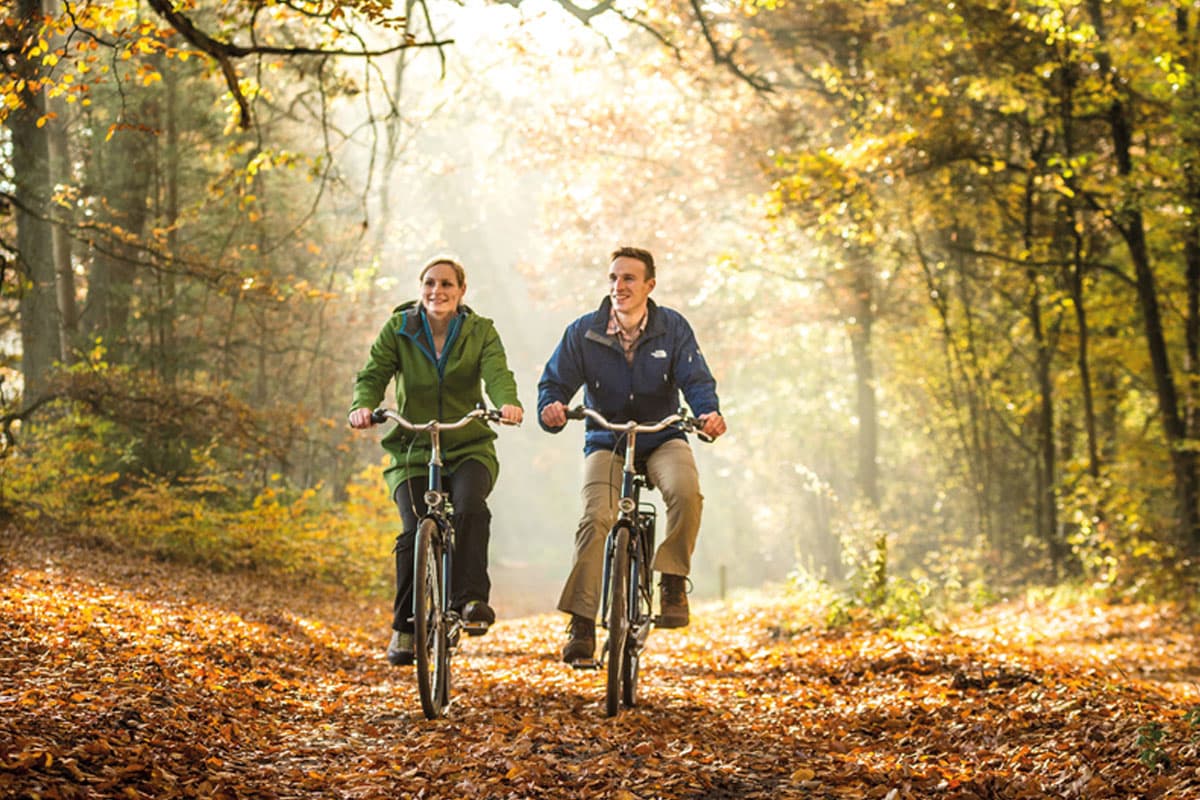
[569,659,599,670]
[461,621,490,637]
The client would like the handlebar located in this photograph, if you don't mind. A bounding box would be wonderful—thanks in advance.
[370,406,519,430]
[565,406,714,443]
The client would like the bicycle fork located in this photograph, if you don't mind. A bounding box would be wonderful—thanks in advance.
[599,519,634,623]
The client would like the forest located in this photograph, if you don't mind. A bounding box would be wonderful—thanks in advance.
[2,0,1199,798]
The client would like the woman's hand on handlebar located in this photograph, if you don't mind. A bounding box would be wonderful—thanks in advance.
[698,411,726,440]
[348,408,375,429]
[499,404,524,425]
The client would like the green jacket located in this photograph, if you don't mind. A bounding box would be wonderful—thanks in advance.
[350,301,522,498]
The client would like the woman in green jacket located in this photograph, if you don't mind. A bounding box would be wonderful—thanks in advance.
[348,257,523,666]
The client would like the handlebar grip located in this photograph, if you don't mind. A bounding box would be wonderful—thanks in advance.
[370,409,387,425]
[695,429,714,444]
[565,406,586,421]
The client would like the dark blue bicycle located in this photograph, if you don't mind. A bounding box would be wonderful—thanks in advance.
[565,406,711,716]
[371,406,515,719]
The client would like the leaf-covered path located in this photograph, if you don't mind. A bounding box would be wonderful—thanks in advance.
[2,528,1198,800]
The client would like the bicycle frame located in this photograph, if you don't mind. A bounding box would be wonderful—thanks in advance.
[597,432,654,646]
[371,406,511,719]
[564,406,709,714]
[374,407,494,638]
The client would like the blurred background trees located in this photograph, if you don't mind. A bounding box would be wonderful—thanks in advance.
[3,0,1199,614]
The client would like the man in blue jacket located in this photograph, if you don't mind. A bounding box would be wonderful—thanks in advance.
[539,246,727,664]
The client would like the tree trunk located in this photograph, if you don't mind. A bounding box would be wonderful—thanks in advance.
[1087,0,1200,551]
[81,102,155,361]
[47,113,75,361]
[1069,260,1101,478]
[1176,7,1200,452]
[44,0,75,362]
[1056,38,1101,481]
[848,264,879,507]
[11,0,62,398]
[1129,221,1200,548]
[1022,157,1061,573]
[159,62,180,384]
[1027,264,1061,572]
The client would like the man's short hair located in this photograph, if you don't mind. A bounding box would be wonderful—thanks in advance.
[610,246,655,280]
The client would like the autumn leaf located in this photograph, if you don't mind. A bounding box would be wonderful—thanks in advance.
[2,529,1198,800]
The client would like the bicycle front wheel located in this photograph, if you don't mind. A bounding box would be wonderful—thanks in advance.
[623,529,651,708]
[414,518,449,719]
[622,638,640,708]
[605,525,631,717]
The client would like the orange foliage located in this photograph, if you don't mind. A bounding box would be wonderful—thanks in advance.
[1,530,1198,799]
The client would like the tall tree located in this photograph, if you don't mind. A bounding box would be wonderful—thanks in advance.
[7,0,62,398]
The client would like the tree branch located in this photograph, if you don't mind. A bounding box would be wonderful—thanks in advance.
[0,391,67,452]
[142,0,453,129]
[556,0,616,25]
[687,0,773,94]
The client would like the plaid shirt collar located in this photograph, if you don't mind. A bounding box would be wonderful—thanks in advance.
[607,305,647,363]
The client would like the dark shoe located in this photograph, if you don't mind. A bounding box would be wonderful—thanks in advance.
[561,614,595,664]
[462,600,495,636]
[657,574,690,629]
[387,630,414,666]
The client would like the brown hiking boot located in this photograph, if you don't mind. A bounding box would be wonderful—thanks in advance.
[657,574,690,628]
[561,614,595,664]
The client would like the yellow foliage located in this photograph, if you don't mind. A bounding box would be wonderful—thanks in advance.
[1,410,397,597]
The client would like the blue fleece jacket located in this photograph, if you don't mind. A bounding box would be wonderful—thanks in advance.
[537,297,720,456]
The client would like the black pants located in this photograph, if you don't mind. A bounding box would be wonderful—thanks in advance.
[392,459,493,633]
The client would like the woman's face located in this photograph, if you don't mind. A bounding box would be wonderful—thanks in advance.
[420,262,464,319]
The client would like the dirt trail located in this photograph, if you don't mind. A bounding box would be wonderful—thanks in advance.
[2,529,1198,799]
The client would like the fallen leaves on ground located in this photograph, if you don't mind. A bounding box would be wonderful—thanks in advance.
[2,529,1198,799]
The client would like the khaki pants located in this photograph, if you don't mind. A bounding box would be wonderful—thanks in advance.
[557,439,703,619]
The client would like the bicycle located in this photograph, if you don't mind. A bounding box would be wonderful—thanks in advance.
[564,405,712,717]
[370,405,516,720]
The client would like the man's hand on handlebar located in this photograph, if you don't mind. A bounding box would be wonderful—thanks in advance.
[541,400,568,429]
[348,407,375,429]
[698,411,726,440]
[549,403,725,441]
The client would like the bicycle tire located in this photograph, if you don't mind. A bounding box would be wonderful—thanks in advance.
[414,518,449,719]
[623,526,650,708]
[437,542,453,710]
[605,525,631,717]
[622,639,640,707]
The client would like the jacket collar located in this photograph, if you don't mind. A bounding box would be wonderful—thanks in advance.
[589,296,662,337]
[396,300,473,335]
[395,302,471,373]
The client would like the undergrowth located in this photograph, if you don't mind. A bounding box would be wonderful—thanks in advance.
[0,403,397,596]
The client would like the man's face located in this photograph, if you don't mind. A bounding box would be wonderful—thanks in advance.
[609,256,655,317]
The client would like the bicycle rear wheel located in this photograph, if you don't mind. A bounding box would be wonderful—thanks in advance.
[414,518,449,719]
[605,525,630,717]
